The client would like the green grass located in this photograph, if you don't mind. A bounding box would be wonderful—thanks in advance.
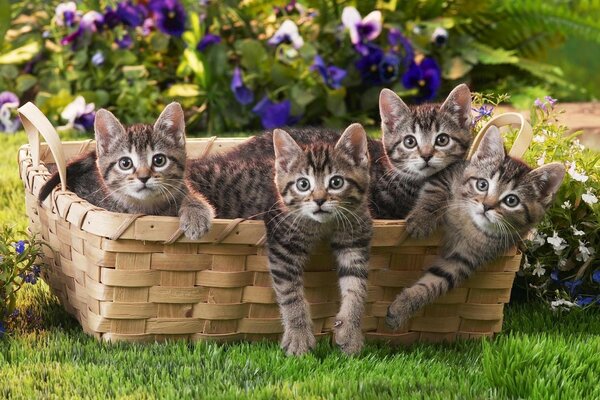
[2,132,600,399]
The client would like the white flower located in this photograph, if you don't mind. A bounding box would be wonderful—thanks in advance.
[268,20,304,49]
[532,262,546,277]
[529,230,546,249]
[547,231,568,254]
[533,134,546,143]
[561,200,572,209]
[558,258,567,269]
[536,151,546,166]
[522,255,531,270]
[550,299,576,311]
[573,139,585,151]
[567,162,588,183]
[576,240,595,262]
[571,225,585,236]
[341,6,382,45]
[582,190,598,205]
[60,96,95,132]
[54,2,78,27]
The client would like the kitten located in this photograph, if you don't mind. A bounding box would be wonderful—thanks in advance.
[230,84,473,219]
[374,84,473,218]
[39,103,214,240]
[188,124,372,356]
[386,126,565,329]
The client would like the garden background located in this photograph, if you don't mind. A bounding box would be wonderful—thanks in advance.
[1,0,599,398]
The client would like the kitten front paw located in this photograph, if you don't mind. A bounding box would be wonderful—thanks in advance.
[333,317,364,355]
[179,206,213,240]
[281,326,316,356]
[405,213,434,239]
[385,291,413,331]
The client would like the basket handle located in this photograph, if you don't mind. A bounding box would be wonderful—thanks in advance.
[466,112,533,160]
[18,102,67,191]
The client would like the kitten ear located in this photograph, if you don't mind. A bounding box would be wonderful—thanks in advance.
[94,109,125,156]
[379,88,410,135]
[154,102,185,145]
[471,126,505,163]
[335,123,369,167]
[440,83,472,129]
[273,128,302,172]
[528,162,566,207]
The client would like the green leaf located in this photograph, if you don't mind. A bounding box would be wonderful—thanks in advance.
[151,34,170,52]
[183,49,205,86]
[0,42,41,65]
[166,83,202,98]
[0,0,10,47]
[443,57,473,80]
[470,43,519,65]
[326,88,347,117]
[122,65,148,80]
[15,74,37,94]
[235,39,268,73]
[291,85,317,108]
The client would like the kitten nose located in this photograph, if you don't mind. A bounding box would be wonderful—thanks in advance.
[138,177,150,184]
[314,199,326,206]
[483,204,493,212]
[421,154,433,163]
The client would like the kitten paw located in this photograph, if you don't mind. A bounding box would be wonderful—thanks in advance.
[333,318,364,355]
[406,214,434,239]
[179,206,213,240]
[281,327,316,356]
[385,293,412,331]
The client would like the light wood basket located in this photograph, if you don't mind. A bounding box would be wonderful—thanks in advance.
[18,102,532,345]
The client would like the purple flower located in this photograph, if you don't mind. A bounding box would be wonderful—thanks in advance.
[402,57,442,102]
[116,33,133,49]
[575,296,595,307]
[268,20,304,49]
[149,0,187,37]
[355,44,384,84]
[564,279,583,296]
[311,55,347,89]
[473,105,494,122]
[388,28,414,67]
[60,11,103,46]
[116,1,147,27]
[14,240,25,254]
[60,96,95,132]
[0,91,21,133]
[32,265,41,277]
[592,270,600,284]
[252,97,298,129]
[534,98,547,112]
[55,2,79,27]
[342,6,382,55]
[230,67,254,106]
[141,18,155,36]
[91,51,105,66]
[545,95,558,106]
[378,53,400,84]
[102,6,121,29]
[197,33,221,52]
[550,269,560,283]
[0,321,5,336]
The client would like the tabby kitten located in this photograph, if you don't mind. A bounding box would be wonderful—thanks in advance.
[39,103,214,240]
[386,126,565,329]
[188,124,372,356]
[374,83,473,218]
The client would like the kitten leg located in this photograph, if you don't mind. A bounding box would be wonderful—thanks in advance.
[178,184,215,240]
[331,218,372,355]
[267,227,316,356]
[386,253,475,330]
[405,172,453,239]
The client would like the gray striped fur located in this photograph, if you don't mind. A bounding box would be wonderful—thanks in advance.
[386,127,565,329]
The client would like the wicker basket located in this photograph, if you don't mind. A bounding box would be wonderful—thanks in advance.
[18,102,533,344]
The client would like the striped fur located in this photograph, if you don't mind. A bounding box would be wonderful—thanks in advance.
[386,127,565,329]
[188,124,373,355]
[39,103,214,240]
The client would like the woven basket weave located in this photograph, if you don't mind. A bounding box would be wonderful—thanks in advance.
[18,102,532,344]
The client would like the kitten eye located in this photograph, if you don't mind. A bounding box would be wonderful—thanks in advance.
[503,194,520,207]
[329,176,345,190]
[435,133,450,147]
[118,157,133,170]
[296,178,311,192]
[152,154,167,168]
[475,178,489,191]
[403,135,417,149]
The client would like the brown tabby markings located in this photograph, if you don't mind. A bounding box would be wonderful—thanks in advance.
[39,103,214,240]
[386,127,565,329]
[188,124,372,356]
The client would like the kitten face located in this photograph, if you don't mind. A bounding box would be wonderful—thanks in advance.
[94,103,187,209]
[380,84,473,179]
[274,124,369,223]
[455,127,565,236]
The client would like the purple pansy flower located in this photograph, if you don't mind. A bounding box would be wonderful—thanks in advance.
[592,270,600,284]
[564,279,583,296]
[575,296,595,307]
[91,51,105,66]
[230,67,254,106]
[355,44,384,84]
[0,91,21,133]
[268,20,304,49]
[141,17,155,36]
[60,96,95,132]
[116,1,147,27]
[341,6,382,55]
[102,6,121,29]
[59,11,104,46]
[378,53,401,84]
[402,57,442,102]
[149,0,187,37]
[197,33,221,52]
[311,55,347,89]
[116,33,133,48]
[252,97,298,129]
[388,28,414,67]
[55,2,79,27]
